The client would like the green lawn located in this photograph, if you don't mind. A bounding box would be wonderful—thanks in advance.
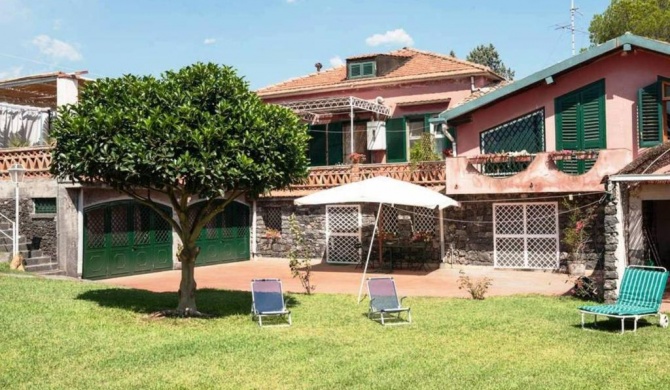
[1,274,669,390]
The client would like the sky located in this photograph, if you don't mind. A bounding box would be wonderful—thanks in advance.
[0,0,612,90]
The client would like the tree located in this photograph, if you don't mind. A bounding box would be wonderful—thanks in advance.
[589,0,670,44]
[466,44,515,80]
[51,63,309,316]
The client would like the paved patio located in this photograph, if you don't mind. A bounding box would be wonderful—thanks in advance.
[105,258,578,299]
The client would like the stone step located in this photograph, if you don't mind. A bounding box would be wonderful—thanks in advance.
[25,262,59,273]
[0,222,11,230]
[24,256,51,266]
[0,237,29,246]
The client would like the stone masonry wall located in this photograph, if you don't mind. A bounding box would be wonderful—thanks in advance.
[0,197,57,262]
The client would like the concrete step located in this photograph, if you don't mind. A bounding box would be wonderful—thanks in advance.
[25,262,59,273]
[0,243,30,252]
[24,256,51,266]
[0,222,11,230]
[29,250,43,258]
[37,269,66,276]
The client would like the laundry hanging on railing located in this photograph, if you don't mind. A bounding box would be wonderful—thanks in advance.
[0,103,50,148]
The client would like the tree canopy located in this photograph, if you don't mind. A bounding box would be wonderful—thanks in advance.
[466,44,515,80]
[51,63,309,315]
[589,0,670,44]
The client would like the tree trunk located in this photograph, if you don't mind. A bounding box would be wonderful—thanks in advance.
[177,247,198,315]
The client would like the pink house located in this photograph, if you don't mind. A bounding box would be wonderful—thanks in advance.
[437,33,670,301]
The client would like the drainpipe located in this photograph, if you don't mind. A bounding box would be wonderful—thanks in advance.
[441,125,457,157]
[470,76,476,93]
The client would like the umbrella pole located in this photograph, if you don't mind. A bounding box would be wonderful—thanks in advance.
[357,203,383,304]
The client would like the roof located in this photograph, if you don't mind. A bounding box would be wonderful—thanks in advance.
[439,33,670,123]
[617,142,670,175]
[0,71,90,108]
[257,48,502,98]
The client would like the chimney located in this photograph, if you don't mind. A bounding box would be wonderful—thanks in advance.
[315,62,323,72]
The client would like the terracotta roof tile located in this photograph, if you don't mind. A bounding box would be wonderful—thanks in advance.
[452,80,511,108]
[257,48,501,97]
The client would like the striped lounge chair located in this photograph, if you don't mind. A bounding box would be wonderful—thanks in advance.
[579,266,669,333]
[367,277,411,326]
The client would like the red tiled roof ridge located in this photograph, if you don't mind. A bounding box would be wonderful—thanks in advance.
[396,47,497,75]
[256,65,344,93]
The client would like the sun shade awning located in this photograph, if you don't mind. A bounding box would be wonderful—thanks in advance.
[278,96,390,123]
[294,176,460,210]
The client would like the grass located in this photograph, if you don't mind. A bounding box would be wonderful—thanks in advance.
[1,275,669,390]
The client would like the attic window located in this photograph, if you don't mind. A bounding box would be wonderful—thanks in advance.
[348,61,376,79]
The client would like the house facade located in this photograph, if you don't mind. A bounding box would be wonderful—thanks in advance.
[437,33,670,301]
[254,48,503,264]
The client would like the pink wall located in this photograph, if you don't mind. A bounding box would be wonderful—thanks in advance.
[263,76,492,117]
[455,50,670,158]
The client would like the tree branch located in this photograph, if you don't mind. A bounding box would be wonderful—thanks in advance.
[121,188,183,237]
[190,191,243,241]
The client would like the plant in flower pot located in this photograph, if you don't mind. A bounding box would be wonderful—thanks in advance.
[264,228,282,240]
[348,152,366,164]
[378,231,397,243]
[562,199,598,276]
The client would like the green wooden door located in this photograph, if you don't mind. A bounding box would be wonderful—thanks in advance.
[83,202,172,280]
[327,122,344,165]
[386,117,407,162]
[308,124,327,166]
[195,200,250,266]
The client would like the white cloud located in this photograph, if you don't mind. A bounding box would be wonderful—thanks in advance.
[0,66,23,80]
[32,34,82,61]
[329,56,344,68]
[365,28,414,47]
[203,38,216,45]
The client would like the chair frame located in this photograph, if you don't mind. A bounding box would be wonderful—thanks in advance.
[579,265,669,334]
[250,278,292,327]
[367,277,412,326]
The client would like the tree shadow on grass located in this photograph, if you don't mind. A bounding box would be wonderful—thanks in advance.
[77,288,300,319]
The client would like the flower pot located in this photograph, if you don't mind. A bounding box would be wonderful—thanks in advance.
[567,261,586,276]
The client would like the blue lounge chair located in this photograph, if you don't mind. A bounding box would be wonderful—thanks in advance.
[251,279,292,327]
[579,265,669,333]
[367,277,411,325]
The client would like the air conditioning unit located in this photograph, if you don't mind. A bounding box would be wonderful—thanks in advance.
[366,121,386,150]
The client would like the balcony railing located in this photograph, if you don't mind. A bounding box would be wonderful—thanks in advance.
[268,161,445,196]
[466,150,601,177]
[0,146,53,180]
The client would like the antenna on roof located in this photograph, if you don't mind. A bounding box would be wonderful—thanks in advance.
[555,0,581,56]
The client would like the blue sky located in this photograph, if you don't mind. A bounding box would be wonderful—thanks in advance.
[0,0,611,90]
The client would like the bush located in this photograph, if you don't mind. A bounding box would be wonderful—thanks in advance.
[288,214,315,294]
[457,273,492,300]
[571,276,600,301]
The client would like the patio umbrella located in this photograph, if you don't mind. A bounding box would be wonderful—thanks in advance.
[294,176,460,302]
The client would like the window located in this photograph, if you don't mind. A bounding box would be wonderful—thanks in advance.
[263,207,282,232]
[308,122,344,166]
[479,110,545,176]
[385,117,407,163]
[381,204,398,234]
[638,78,670,147]
[412,207,435,234]
[34,198,56,214]
[408,117,425,149]
[555,80,606,174]
[348,61,376,79]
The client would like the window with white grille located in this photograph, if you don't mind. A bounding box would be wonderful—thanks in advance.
[412,207,435,233]
[263,207,282,232]
[493,202,558,270]
[381,204,398,234]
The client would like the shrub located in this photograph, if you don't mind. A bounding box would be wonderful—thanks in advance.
[457,273,492,300]
[288,214,315,294]
[409,133,441,163]
[571,276,601,301]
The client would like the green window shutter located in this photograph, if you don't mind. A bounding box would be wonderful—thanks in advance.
[556,93,580,151]
[362,62,375,76]
[386,117,407,163]
[308,124,327,166]
[349,63,361,78]
[581,81,606,150]
[327,122,343,165]
[638,81,663,147]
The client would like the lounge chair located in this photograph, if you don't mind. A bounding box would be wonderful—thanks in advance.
[579,265,669,333]
[367,277,411,325]
[251,278,292,327]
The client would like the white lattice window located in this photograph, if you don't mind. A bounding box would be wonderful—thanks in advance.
[263,207,282,232]
[412,207,435,233]
[326,205,361,264]
[493,202,558,270]
[381,204,398,234]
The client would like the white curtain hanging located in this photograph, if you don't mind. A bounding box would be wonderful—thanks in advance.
[0,103,50,147]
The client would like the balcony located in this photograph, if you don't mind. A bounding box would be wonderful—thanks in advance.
[444,149,632,195]
[267,161,445,197]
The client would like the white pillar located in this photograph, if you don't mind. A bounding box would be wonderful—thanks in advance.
[77,188,84,276]
[13,182,19,257]
[439,208,445,263]
[252,200,258,259]
[56,77,79,106]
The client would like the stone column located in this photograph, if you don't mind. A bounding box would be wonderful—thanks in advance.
[602,183,623,303]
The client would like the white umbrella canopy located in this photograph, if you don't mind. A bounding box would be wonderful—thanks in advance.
[294,176,460,209]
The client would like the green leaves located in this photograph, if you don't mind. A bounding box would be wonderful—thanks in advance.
[466,44,515,81]
[589,0,670,44]
[51,62,309,199]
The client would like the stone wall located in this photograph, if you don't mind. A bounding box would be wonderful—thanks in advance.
[0,197,57,262]
[444,193,606,270]
[602,191,620,302]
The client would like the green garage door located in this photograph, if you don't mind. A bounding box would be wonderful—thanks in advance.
[195,200,250,266]
[83,201,173,279]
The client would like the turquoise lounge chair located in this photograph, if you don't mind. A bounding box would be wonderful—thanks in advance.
[367,277,411,325]
[579,265,669,333]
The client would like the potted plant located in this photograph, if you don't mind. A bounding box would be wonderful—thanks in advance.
[348,152,366,164]
[264,228,282,240]
[562,199,597,276]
